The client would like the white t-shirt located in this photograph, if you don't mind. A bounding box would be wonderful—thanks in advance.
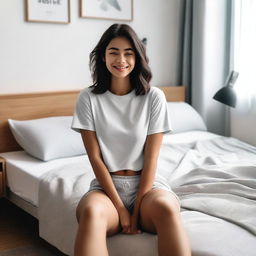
[72,86,172,172]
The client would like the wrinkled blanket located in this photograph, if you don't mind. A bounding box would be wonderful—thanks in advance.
[38,136,256,255]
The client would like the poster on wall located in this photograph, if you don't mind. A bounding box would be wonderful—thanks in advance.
[80,0,133,21]
[26,0,70,24]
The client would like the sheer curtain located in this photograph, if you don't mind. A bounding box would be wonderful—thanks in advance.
[230,0,256,146]
[233,0,256,112]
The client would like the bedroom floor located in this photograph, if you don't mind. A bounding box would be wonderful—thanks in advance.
[0,198,66,256]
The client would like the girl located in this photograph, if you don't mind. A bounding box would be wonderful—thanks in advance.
[72,23,191,256]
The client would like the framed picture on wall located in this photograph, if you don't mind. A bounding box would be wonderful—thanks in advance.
[80,0,133,21]
[25,0,71,24]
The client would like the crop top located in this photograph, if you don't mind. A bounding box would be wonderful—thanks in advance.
[71,86,172,172]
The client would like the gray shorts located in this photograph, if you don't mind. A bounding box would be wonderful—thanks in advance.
[85,174,180,212]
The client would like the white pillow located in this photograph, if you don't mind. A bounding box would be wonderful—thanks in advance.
[167,102,207,133]
[8,116,86,161]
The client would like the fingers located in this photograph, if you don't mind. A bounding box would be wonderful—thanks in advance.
[120,217,131,233]
[127,229,142,234]
[130,228,142,234]
[122,225,142,234]
[122,224,131,234]
[118,208,142,235]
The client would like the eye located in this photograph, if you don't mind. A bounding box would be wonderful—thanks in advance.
[125,52,134,56]
[109,52,118,55]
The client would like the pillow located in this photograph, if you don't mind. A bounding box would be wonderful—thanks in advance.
[8,116,86,161]
[167,102,207,133]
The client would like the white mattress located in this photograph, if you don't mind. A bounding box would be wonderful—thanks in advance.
[0,152,87,206]
[0,130,219,206]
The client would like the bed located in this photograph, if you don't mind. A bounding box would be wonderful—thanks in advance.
[0,86,256,256]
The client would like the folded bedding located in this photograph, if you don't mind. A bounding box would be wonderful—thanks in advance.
[171,137,256,235]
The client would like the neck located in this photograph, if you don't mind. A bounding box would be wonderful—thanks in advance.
[110,76,132,95]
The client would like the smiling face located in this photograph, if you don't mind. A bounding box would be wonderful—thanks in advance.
[104,37,136,79]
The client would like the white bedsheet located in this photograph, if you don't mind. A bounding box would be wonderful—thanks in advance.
[0,131,219,206]
[0,151,86,205]
[38,135,256,256]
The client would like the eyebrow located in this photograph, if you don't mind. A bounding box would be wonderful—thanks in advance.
[108,47,134,51]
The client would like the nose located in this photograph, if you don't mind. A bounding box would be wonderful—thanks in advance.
[117,54,126,63]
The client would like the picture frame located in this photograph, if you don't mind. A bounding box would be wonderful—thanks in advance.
[25,0,70,24]
[80,0,133,21]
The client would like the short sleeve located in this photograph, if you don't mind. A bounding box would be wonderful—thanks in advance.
[147,88,172,135]
[71,89,95,133]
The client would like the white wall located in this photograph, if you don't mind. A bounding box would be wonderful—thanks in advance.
[0,0,182,94]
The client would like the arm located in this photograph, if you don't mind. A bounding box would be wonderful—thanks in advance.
[81,130,131,232]
[131,132,164,232]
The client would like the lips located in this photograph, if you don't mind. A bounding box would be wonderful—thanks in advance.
[113,65,128,71]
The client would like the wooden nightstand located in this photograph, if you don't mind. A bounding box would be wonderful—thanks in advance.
[0,157,6,197]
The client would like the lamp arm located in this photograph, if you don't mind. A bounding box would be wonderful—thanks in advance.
[227,71,239,87]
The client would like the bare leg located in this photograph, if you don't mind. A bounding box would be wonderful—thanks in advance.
[74,190,120,256]
[140,189,191,256]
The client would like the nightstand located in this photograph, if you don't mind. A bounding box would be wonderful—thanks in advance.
[0,157,6,197]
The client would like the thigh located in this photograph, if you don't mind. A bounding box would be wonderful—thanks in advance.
[139,189,180,234]
[77,190,121,236]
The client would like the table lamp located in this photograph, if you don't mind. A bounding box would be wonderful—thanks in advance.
[213,71,239,108]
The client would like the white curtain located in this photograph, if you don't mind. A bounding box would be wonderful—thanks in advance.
[186,0,231,135]
[233,0,256,112]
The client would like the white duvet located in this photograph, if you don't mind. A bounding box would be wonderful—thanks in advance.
[38,136,256,256]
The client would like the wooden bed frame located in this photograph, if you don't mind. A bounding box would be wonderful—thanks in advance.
[0,86,185,218]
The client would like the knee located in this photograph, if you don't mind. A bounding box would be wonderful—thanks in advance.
[151,197,179,220]
[77,203,107,223]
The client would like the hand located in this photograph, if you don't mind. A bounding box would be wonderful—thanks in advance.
[130,212,142,235]
[118,207,131,234]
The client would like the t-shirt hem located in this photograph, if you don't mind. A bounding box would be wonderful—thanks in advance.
[108,166,143,172]
[71,125,95,133]
[147,128,172,135]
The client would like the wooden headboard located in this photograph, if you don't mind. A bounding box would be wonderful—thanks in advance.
[0,86,185,153]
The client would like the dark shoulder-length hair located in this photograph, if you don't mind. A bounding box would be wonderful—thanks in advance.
[89,23,152,95]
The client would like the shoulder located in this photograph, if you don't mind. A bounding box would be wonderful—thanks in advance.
[77,86,94,101]
[148,86,166,101]
[79,86,93,97]
[75,87,95,109]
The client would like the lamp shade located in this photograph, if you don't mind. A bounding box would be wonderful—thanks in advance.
[213,71,239,108]
[213,86,237,108]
